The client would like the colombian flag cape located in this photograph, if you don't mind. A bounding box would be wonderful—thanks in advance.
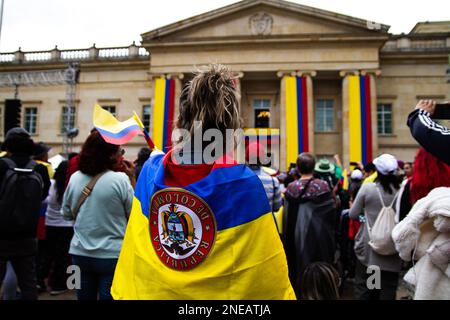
[111,151,295,300]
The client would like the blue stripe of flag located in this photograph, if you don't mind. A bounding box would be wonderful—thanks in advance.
[360,75,367,165]
[296,76,303,154]
[95,125,141,139]
[162,79,171,152]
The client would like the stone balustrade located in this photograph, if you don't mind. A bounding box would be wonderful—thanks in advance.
[382,36,450,52]
[0,42,150,64]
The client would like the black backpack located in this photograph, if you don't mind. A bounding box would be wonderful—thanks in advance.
[0,158,44,239]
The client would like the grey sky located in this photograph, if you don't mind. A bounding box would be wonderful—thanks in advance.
[1,0,449,52]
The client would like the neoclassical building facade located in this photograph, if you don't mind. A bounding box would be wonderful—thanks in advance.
[0,0,449,170]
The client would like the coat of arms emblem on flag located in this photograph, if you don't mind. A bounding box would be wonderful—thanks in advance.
[150,189,216,271]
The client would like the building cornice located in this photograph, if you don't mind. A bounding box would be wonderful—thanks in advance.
[145,34,389,49]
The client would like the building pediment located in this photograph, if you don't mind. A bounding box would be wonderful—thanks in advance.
[141,0,390,47]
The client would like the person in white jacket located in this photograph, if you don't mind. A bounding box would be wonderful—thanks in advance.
[391,187,450,300]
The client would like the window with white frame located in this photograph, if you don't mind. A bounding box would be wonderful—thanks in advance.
[142,104,151,131]
[61,106,76,133]
[377,103,393,135]
[253,99,271,128]
[102,105,116,116]
[24,107,38,135]
[315,99,335,132]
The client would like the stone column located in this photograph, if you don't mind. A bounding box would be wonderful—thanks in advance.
[340,70,359,168]
[340,70,381,167]
[149,73,184,150]
[361,70,381,162]
[277,70,316,171]
[233,72,245,164]
[277,71,296,172]
[297,71,316,156]
[166,73,184,126]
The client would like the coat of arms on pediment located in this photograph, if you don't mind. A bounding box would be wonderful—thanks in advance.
[249,13,273,36]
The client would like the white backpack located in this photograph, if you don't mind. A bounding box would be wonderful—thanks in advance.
[366,186,399,255]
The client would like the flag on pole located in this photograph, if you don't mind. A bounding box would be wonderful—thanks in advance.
[93,104,142,145]
[111,151,296,300]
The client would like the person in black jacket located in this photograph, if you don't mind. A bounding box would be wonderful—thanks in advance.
[407,100,450,166]
[283,153,336,295]
[0,128,50,300]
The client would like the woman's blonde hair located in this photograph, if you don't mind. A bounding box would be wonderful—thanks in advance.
[177,64,242,136]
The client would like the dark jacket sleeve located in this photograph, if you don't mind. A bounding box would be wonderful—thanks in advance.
[34,164,51,200]
[407,109,450,166]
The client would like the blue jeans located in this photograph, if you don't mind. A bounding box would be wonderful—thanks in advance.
[1,262,18,300]
[71,255,118,300]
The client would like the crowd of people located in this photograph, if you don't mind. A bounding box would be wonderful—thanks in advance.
[0,65,448,300]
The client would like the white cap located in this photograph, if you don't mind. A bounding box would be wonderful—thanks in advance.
[350,169,363,180]
[373,154,398,175]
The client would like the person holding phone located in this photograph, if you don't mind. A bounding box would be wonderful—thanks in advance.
[407,100,450,166]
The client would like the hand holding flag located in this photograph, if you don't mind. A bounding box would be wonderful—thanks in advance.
[93,104,154,149]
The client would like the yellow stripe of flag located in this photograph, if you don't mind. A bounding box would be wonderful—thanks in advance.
[153,78,166,150]
[285,76,299,169]
[348,75,362,164]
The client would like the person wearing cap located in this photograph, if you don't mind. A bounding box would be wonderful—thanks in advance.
[349,169,364,197]
[34,142,54,179]
[314,159,337,190]
[0,128,51,300]
[349,154,402,300]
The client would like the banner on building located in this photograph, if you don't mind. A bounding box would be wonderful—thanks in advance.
[153,78,176,152]
[285,76,310,169]
[348,75,373,165]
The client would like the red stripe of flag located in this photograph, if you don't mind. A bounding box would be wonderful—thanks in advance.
[301,77,309,152]
[166,79,176,151]
[364,76,373,163]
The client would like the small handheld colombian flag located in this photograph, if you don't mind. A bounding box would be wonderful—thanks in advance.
[111,151,296,300]
[93,104,142,145]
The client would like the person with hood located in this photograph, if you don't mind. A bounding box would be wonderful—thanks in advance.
[284,152,336,293]
[0,128,50,300]
[392,187,450,300]
[349,154,402,300]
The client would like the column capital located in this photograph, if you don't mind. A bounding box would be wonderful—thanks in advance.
[276,70,317,78]
[147,73,184,80]
[166,73,184,80]
[361,69,382,77]
[296,70,317,77]
[276,70,297,78]
[339,70,359,77]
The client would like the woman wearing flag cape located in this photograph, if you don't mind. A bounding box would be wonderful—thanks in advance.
[111,64,295,300]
